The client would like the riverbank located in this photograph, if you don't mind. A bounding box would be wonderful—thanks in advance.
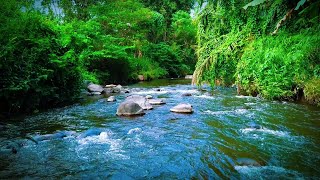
[1,79,319,178]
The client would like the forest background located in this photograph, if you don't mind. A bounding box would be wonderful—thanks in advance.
[0,0,319,115]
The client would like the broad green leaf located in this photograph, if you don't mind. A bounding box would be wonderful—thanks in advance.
[295,0,307,10]
[243,0,267,10]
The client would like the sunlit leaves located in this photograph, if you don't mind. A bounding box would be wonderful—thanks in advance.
[243,0,267,10]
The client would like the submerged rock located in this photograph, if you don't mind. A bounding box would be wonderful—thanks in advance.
[247,122,262,129]
[116,101,145,116]
[170,103,193,113]
[182,92,192,96]
[148,99,166,105]
[33,131,76,142]
[78,128,103,139]
[236,158,261,167]
[126,95,153,110]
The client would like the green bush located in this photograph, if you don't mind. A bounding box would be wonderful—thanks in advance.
[236,30,320,100]
[0,12,83,113]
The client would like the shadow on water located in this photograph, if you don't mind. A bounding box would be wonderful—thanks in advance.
[0,78,320,179]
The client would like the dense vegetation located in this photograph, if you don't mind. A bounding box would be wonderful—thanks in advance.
[0,0,196,114]
[1,0,319,115]
[193,0,320,105]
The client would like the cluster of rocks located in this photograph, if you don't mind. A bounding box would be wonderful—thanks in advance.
[116,94,193,116]
[86,82,194,116]
[87,83,129,96]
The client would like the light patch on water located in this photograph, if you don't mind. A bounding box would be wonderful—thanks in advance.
[236,95,256,99]
[77,131,122,152]
[235,109,248,114]
[203,110,232,115]
[234,165,303,178]
[194,95,215,99]
[132,90,168,95]
[240,128,289,137]
[203,109,248,115]
[174,89,199,94]
[244,102,256,106]
[127,128,142,135]
[104,152,130,160]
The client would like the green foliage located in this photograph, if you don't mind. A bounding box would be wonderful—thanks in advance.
[304,78,320,106]
[0,0,198,114]
[243,0,267,10]
[128,57,167,80]
[236,31,320,99]
[194,0,320,103]
[144,43,190,77]
[0,9,83,113]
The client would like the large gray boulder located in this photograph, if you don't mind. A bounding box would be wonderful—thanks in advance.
[87,83,104,93]
[126,95,153,110]
[170,103,193,113]
[116,101,145,116]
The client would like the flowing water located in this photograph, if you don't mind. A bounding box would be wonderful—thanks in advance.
[0,79,319,179]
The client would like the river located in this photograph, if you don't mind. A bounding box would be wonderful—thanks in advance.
[0,79,319,179]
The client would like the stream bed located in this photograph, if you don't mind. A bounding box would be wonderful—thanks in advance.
[0,79,319,179]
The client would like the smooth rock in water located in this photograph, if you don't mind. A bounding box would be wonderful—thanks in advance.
[185,75,193,79]
[105,84,117,88]
[112,85,122,93]
[236,158,261,166]
[107,96,116,102]
[33,131,73,142]
[146,95,153,99]
[91,92,101,95]
[116,101,145,116]
[182,92,192,96]
[148,99,166,105]
[78,128,103,139]
[126,95,153,110]
[87,83,104,93]
[103,88,113,94]
[170,103,193,113]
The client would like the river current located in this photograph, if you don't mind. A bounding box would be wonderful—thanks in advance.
[0,79,319,179]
